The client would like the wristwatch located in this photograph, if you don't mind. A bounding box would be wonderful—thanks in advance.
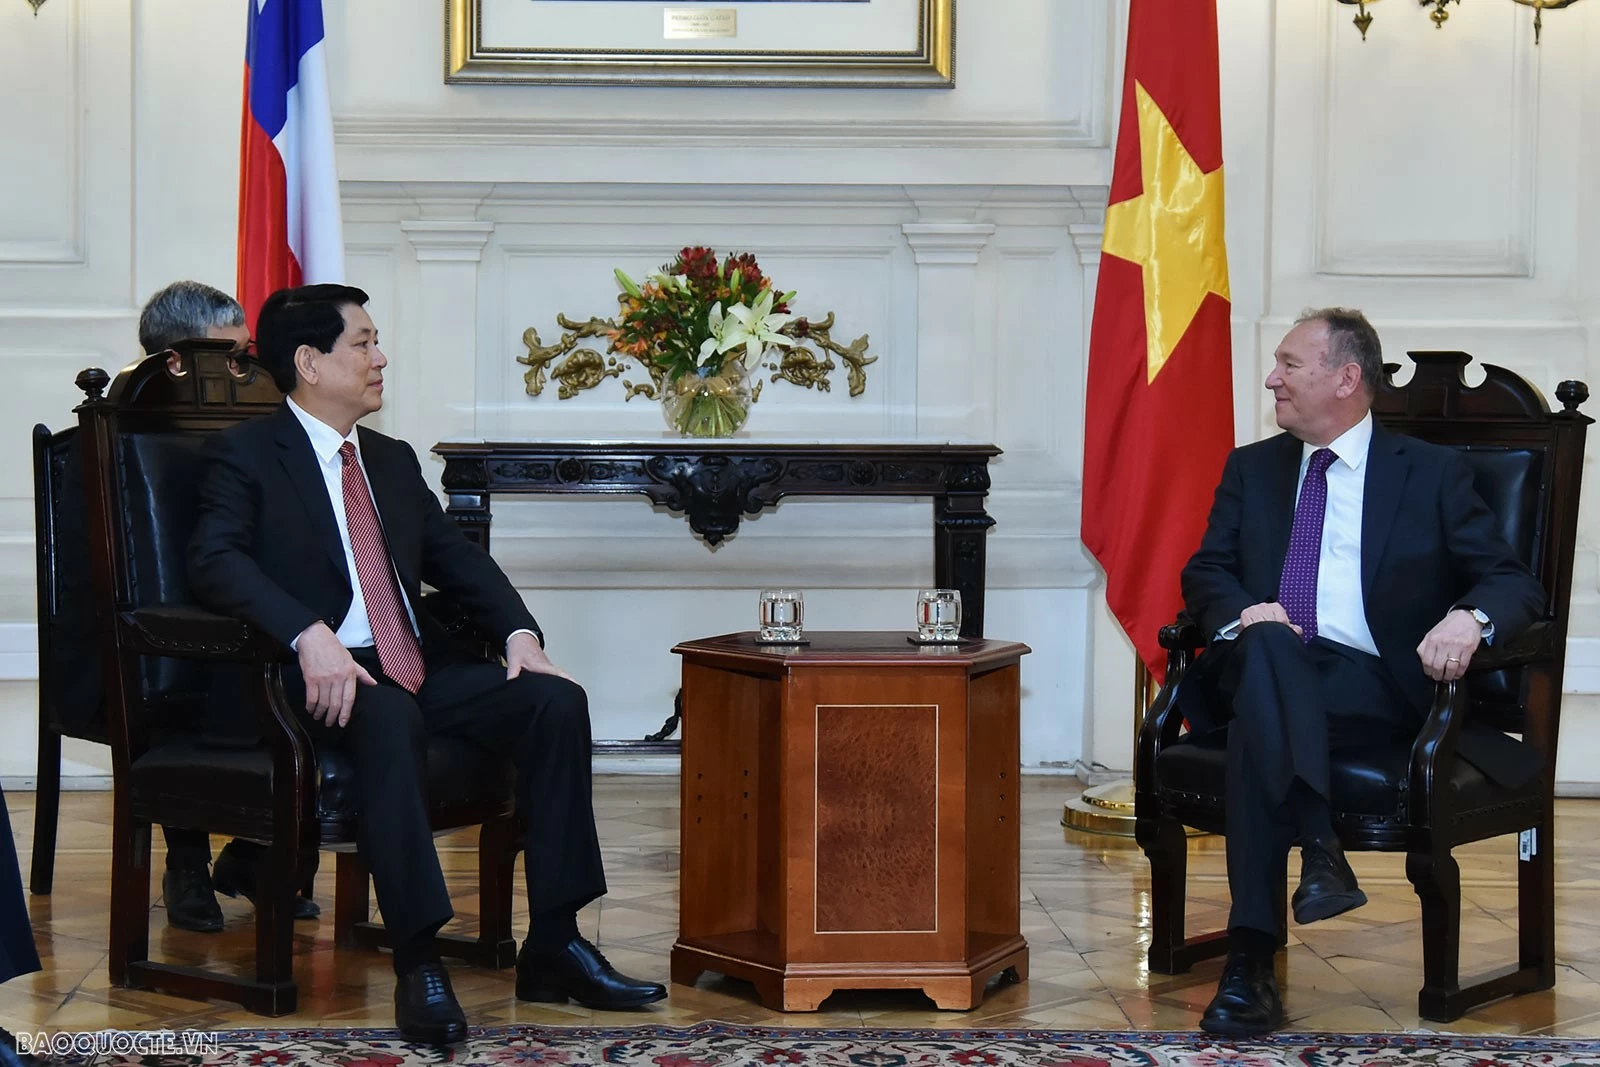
[1460,606,1491,630]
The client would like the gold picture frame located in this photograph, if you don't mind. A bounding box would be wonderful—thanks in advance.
[445,0,954,88]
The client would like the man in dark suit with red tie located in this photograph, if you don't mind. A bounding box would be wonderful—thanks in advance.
[1177,308,1544,1036]
[188,284,666,1042]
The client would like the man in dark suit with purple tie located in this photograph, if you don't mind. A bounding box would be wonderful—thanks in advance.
[1177,308,1544,1036]
[188,284,666,1043]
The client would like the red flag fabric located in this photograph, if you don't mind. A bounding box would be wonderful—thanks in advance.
[1082,0,1235,681]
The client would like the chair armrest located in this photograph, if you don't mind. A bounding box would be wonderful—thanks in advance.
[1408,679,1467,827]
[1467,618,1554,673]
[1137,616,1199,799]
[1409,619,1555,822]
[1159,613,1204,652]
[118,606,289,663]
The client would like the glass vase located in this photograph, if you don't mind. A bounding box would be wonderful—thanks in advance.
[662,362,753,438]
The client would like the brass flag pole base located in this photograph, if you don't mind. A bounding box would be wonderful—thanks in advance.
[1062,779,1138,836]
[1063,658,1204,839]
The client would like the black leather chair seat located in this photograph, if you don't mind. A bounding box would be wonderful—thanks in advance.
[1154,732,1521,822]
[130,734,514,825]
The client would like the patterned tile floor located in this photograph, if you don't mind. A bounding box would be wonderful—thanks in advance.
[5,777,1600,1035]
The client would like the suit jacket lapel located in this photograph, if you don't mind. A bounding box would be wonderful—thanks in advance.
[272,404,350,585]
[1361,421,1408,598]
[1264,433,1303,587]
[356,428,417,592]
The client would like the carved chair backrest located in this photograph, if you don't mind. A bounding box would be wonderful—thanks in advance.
[33,424,106,743]
[74,342,283,762]
[1372,352,1590,756]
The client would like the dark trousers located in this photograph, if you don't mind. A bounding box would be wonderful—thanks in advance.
[292,649,605,945]
[161,826,212,869]
[1192,623,1418,936]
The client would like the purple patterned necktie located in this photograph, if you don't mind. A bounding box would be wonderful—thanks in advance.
[1277,447,1338,642]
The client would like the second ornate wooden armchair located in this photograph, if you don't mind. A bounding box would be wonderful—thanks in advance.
[1135,352,1589,1023]
[30,422,102,895]
[74,342,520,1014]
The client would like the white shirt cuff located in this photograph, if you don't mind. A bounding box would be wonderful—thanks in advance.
[506,628,538,655]
[1217,619,1242,641]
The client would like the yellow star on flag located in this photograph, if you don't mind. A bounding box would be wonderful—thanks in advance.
[1102,80,1230,384]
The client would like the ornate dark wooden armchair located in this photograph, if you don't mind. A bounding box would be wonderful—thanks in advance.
[74,342,520,1015]
[1135,352,1589,1023]
[30,422,102,894]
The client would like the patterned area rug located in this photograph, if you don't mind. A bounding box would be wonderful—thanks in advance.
[11,1024,1600,1067]
[9,1023,1600,1067]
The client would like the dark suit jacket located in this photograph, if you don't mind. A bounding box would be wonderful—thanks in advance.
[1179,420,1545,785]
[188,403,539,665]
[0,784,40,985]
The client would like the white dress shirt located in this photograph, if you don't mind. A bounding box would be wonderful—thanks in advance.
[1299,413,1379,655]
[286,398,421,650]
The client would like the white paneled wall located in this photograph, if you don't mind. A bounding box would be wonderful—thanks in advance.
[1,0,1598,787]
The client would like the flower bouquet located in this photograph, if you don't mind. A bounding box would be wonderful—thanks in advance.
[517,247,876,434]
[610,247,797,437]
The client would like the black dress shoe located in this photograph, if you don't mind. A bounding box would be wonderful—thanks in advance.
[1293,839,1367,925]
[162,866,224,933]
[394,962,468,1044]
[1200,951,1285,1037]
[212,841,321,920]
[517,936,667,1009]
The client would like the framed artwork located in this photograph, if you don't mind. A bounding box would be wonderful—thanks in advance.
[445,0,954,88]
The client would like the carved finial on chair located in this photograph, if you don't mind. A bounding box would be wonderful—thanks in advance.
[76,367,110,401]
[1556,380,1588,414]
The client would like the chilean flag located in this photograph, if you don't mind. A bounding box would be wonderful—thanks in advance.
[238,0,344,333]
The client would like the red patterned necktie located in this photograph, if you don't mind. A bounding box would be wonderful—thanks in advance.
[338,442,426,693]
[1277,447,1337,643]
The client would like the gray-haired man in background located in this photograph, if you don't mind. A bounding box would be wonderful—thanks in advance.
[133,281,319,931]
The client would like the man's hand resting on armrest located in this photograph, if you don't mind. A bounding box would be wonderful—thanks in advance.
[506,630,577,684]
[295,621,377,728]
[1238,601,1303,638]
[1416,609,1484,683]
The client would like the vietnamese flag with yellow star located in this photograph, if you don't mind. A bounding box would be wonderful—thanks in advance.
[1082,0,1235,682]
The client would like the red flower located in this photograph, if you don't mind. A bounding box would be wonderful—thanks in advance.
[950,1053,1001,1066]
[723,252,768,294]
[675,246,719,284]
[760,1051,808,1064]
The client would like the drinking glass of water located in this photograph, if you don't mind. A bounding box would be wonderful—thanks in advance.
[758,589,805,643]
[915,588,962,642]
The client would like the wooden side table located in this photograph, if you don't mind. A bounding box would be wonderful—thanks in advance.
[670,631,1031,1011]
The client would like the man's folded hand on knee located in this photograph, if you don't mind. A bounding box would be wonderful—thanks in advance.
[295,621,376,727]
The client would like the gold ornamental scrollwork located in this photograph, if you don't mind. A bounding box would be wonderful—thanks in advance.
[519,308,874,404]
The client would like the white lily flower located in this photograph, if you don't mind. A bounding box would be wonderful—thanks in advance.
[649,271,691,292]
[699,302,738,364]
[718,288,796,367]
